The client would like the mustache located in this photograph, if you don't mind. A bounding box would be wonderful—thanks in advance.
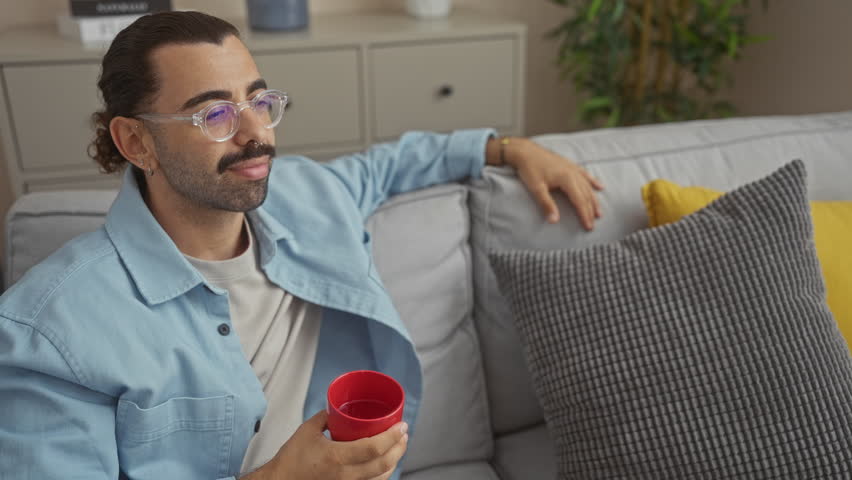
[217,142,277,174]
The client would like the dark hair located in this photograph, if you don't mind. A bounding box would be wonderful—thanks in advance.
[89,11,240,174]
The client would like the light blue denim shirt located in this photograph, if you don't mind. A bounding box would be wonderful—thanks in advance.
[0,129,494,479]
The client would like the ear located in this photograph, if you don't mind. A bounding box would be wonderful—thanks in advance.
[110,116,158,170]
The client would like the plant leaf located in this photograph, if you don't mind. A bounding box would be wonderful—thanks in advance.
[612,0,626,22]
[580,96,613,112]
[605,106,621,127]
[587,0,604,22]
[727,33,739,57]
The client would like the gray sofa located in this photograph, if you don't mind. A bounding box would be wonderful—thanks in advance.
[4,111,852,479]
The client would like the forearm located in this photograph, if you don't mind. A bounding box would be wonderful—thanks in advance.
[325,129,495,218]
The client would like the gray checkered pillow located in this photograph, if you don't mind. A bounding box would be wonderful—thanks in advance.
[489,160,852,478]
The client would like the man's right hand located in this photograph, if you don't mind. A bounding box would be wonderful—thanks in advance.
[244,410,409,480]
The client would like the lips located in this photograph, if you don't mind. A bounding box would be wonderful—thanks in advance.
[227,156,271,180]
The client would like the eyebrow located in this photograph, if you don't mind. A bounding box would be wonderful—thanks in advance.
[179,78,269,111]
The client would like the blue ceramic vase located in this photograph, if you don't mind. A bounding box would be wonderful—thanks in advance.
[247,0,309,31]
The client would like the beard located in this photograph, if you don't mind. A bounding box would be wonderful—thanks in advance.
[152,138,277,213]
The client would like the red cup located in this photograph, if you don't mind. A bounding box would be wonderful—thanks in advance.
[326,370,405,441]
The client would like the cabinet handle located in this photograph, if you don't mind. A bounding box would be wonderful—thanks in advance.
[437,85,454,98]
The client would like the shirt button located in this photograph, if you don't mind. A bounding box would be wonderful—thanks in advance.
[254,420,261,433]
[217,323,231,336]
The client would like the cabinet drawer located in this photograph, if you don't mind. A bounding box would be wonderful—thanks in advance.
[254,48,362,150]
[4,62,102,171]
[370,37,516,140]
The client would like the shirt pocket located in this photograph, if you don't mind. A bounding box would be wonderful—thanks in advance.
[116,395,235,479]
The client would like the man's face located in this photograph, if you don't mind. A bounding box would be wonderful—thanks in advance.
[145,35,276,212]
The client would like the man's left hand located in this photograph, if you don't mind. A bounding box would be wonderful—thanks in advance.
[486,136,604,230]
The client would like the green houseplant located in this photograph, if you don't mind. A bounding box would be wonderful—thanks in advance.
[549,0,769,128]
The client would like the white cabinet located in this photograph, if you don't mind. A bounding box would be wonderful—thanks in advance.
[254,48,364,151]
[0,12,526,199]
[371,37,518,140]
[4,63,102,171]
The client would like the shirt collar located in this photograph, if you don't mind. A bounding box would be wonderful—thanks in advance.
[105,168,293,305]
[247,199,293,267]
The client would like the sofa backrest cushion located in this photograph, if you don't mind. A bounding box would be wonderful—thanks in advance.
[469,111,852,435]
[4,190,117,289]
[366,185,493,472]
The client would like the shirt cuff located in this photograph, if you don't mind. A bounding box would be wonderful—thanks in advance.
[445,128,497,181]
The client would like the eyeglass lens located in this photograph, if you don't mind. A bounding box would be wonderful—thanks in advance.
[203,91,285,140]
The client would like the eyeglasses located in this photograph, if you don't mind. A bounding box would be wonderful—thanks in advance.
[136,89,288,142]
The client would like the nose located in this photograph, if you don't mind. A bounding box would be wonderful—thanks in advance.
[232,104,274,147]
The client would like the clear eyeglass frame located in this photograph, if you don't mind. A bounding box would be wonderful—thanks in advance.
[136,89,288,142]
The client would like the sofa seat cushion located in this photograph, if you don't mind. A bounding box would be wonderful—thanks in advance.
[490,161,852,477]
[401,461,500,480]
[492,423,557,480]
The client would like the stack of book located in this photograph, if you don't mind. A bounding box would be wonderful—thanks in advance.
[57,0,173,44]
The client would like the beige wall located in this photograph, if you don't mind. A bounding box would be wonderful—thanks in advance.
[728,0,852,117]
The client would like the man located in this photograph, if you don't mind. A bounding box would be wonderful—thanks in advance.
[0,11,602,480]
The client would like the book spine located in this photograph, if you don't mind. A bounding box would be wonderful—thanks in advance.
[58,14,143,43]
[69,1,172,17]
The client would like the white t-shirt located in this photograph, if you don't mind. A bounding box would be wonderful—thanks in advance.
[186,222,323,474]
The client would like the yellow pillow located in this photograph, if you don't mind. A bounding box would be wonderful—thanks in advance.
[642,179,852,349]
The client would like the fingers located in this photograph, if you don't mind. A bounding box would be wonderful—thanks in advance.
[530,183,560,224]
[576,168,603,219]
[523,163,602,228]
[335,422,408,465]
[362,433,408,480]
[303,410,328,433]
[561,178,596,231]
[582,169,605,191]
[592,184,602,219]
